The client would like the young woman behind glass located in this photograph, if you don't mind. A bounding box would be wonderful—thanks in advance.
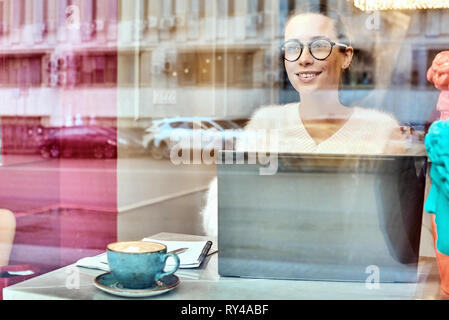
[201,5,405,236]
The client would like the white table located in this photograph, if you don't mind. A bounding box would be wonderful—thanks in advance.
[3,232,448,300]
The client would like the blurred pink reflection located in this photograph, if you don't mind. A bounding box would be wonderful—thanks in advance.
[0,0,118,273]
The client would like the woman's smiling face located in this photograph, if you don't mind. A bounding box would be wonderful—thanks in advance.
[284,13,353,94]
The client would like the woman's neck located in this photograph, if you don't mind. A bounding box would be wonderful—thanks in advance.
[298,91,350,120]
[298,91,354,145]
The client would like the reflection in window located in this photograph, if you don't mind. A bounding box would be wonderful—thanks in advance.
[0,0,444,288]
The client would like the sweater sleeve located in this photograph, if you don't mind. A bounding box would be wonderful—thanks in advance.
[200,177,218,237]
[201,105,283,236]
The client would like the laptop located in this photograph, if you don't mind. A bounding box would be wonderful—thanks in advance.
[216,151,427,283]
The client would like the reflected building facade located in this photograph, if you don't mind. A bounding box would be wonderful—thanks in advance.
[0,0,448,136]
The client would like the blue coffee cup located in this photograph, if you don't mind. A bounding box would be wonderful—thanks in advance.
[107,241,180,289]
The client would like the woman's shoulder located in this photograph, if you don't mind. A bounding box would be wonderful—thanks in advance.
[244,103,298,130]
[351,106,406,154]
[352,106,400,127]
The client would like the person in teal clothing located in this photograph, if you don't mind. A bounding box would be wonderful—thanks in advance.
[425,120,449,255]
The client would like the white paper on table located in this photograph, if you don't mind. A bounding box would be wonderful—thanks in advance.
[76,253,109,271]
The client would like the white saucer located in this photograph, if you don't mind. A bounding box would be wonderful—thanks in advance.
[93,272,179,298]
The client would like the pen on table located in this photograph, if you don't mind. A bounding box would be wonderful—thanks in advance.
[197,241,212,263]
[169,248,188,255]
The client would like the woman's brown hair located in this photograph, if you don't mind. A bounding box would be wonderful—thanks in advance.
[284,2,352,47]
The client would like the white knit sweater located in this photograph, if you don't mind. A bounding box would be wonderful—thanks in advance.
[201,103,403,236]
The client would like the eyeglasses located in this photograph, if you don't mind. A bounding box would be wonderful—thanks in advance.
[281,38,349,62]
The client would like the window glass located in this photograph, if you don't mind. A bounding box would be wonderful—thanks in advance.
[0,0,444,294]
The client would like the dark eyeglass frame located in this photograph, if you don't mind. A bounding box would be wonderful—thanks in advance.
[281,37,349,62]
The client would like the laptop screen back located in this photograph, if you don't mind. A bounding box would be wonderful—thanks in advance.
[217,152,427,283]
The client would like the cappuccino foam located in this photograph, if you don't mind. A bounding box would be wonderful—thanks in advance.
[108,241,165,253]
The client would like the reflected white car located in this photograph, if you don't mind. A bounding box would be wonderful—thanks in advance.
[142,117,243,160]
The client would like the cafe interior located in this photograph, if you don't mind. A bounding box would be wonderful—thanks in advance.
[1,0,449,300]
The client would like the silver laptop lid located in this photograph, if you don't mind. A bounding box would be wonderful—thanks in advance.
[217,151,427,283]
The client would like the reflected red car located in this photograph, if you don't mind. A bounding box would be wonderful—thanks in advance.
[39,126,117,159]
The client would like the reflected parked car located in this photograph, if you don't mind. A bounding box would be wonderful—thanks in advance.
[39,126,117,159]
[115,127,147,157]
[142,117,244,160]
